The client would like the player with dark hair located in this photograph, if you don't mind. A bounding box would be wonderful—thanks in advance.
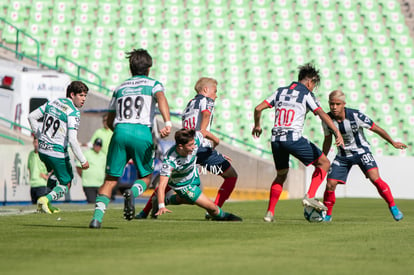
[252,63,344,222]
[322,90,406,222]
[135,77,238,220]
[28,80,90,213]
[89,48,172,229]
[155,128,242,221]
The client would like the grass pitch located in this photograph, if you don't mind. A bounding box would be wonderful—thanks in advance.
[0,198,413,275]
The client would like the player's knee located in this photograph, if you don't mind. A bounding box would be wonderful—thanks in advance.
[326,180,337,191]
[222,166,237,178]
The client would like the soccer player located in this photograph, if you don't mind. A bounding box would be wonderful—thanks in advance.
[135,77,237,219]
[252,63,344,222]
[28,81,90,213]
[155,128,242,221]
[321,90,406,222]
[89,48,172,229]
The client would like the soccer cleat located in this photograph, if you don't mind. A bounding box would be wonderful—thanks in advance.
[123,189,135,221]
[302,195,328,211]
[213,213,243,222]
[37,196,52,214]
[389,205,404,221]
[89,219,101,229]
[323,215,332,222]
[263,211,275,222]
[150,196,158,219]
[134,210,148,219]
[205,212,212,220]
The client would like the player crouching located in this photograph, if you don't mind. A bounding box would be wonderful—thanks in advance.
[155,128,242,221]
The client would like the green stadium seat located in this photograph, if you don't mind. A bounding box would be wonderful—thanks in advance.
[378,0,399,12]
[55,0,75,13]
[337,0,357,11]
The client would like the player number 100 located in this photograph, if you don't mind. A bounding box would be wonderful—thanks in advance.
[275,108,295,127]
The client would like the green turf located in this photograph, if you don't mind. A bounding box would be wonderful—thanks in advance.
[0,198,413,275]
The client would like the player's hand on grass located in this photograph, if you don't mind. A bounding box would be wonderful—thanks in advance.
[156,207,172,216]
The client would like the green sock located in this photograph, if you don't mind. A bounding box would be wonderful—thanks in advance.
[131,180,147,197]
[92,195,111,222]
[213,206,228,219]
[46,184,67,201]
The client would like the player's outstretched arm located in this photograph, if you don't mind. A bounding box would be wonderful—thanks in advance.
[28,106,44,137]
[252,101,269,138]
[371,124,407,150]
[156,92,172,138]
[156,175,172,216]
[322,133,333,156]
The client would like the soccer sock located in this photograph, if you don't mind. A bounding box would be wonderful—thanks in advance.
[307,167,327,198]
[168,194,179,205]
[267,182,283,215]
[212,206,227,219]
[142,188,157,215]
[46,184,67,201]
[92,195,111,222]
[323,190,336,216]
[373,178,395,207]
[131,180,147,198]
[47,175,58,189]
[214,177,237,207]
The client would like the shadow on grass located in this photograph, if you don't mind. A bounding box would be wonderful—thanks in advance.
[21,224,119,230]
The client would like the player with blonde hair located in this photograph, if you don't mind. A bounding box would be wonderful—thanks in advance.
[321,90,406,221]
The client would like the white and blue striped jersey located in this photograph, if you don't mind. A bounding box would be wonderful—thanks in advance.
[322,108,374,157]
[265,82,321,141]
[182,94,214,147]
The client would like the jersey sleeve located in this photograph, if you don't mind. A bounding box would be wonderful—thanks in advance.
[160,159,175,177]
[356,111,374,129]
[264,91,277,108]
[195,131,204,145]
[152,81,165,96]
[203,97,215,113]
[306,92,322,113]
[67,111,81,130]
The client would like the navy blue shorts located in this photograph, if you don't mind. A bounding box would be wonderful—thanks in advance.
[196,146,231,175]
[327,152,378,184]
[271,137,322,170]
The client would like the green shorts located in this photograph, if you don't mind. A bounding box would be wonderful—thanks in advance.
[106,124,154,178]
[39,153,73,185]
[173,177,202,204]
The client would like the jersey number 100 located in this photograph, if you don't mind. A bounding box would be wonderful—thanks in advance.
[275,108,295,127]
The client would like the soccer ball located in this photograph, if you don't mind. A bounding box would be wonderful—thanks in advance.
[303,206,326,222]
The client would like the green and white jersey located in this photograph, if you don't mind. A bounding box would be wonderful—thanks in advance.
[109,75,165,128]
[160,132,204,189]
[37,98,80,158]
